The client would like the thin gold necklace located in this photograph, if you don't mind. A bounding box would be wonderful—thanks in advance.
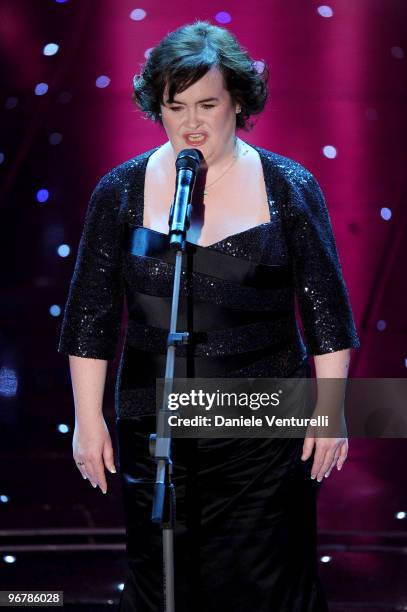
[203,138,241,196]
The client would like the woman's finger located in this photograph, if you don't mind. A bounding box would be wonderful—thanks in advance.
[78,457,98,487]
[310,443,327,479]
[325,446,341,478]
[94,462,108,494]
[102,440,117,474]
[337,440,348,470]
[301,436,315,461]
[315,444,337,481]
[75,458,88,479]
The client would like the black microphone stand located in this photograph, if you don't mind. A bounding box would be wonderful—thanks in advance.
[149,149,202,612]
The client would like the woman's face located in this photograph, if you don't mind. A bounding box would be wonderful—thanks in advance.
[160,66,240,165]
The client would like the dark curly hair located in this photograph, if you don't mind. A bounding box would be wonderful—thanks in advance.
[133,20,268,131]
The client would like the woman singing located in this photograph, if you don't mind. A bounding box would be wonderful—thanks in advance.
[58,21,359,611]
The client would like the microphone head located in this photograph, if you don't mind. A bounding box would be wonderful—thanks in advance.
[175,148,203,172]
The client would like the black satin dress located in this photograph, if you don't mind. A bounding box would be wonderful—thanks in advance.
[58,143,360,611]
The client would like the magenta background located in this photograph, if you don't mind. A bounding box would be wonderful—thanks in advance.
[2,0,406,377]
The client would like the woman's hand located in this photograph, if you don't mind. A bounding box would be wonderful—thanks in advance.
[301,435,348,481]
[306,348,351,480]
[73,415,117,494]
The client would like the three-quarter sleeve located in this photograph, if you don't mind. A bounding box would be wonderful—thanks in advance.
[281,169,360,355]
[58,172,124,360]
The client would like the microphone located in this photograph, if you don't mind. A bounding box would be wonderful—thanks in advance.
[168,149,203,250]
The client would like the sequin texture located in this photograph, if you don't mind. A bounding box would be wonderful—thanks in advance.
[58,144,360,417]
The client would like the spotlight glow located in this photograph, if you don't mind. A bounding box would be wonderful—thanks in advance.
[3,556,16,564]
[130,8,147,21]
[376,320,386,331]
[57,244,70,257]
[50,305,61,317]
[96,75,111,88]
[43,43,59,56]
[35,83,49,96]
[320,555,332,563]
[57,423,70,433]
[317,5,334,18]
[0,495,10,503]
[215,11,232,24]
[322,145,337,159]
[380,207,392,221]
[396,511,406,519]
[117,584,125,591]
[0,152,4,165]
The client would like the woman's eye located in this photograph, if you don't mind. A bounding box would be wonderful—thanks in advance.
[202,104,215,109]
[169,107,182,112]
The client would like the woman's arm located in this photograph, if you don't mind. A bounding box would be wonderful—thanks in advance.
[314,348,350,378]
[69,355,117,494]
[69,355,108,420]
[301,348,351,480]
[276,164,359,480]
[57,171,125,492]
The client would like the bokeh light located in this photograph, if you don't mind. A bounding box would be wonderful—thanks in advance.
[391,46,405,59]
[96,75,111,88]
[5,97,18,110]
[49,305,61,317]
[317,5,334,18]
[0,367,18,398]
[366,108,378,121]
[322,145,337,159]
[253,60,266,74]
[36,189,49,203]
[380,207,392,221]
[57,244,70,257]
[49,132,63,145]
[215,11,232,24]
[35,83,49,96]
[43,43,60,56]
[130,8,147,21]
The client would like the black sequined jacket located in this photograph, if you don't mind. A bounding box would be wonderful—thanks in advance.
[58,144,360,418]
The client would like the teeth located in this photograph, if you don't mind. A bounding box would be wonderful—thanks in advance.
[187,134,205,141]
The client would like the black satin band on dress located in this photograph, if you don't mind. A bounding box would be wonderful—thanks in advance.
[124,225,292,289]
[126,291,292,332]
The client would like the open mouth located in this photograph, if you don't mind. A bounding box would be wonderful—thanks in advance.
[184,133,208,145]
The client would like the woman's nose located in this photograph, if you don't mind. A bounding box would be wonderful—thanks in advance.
[185,108,201,129]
